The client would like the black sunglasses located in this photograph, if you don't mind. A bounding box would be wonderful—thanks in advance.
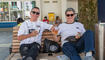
[66,14,74,17]
[31,11,40,15]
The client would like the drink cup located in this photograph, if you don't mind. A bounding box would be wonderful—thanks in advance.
[52,26,58,35]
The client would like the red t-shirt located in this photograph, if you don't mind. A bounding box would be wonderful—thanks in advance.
[43,19,49,24]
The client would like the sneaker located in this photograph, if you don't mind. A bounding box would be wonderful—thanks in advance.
[17,58,22,60]
[83,56,93,60]
[26,56,33,60]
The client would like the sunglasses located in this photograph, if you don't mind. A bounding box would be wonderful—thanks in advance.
[66,14,74,17]
[31,11,40,15]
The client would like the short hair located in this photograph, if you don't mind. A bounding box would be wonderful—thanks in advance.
[65,8,75,14]
[44,16,47,18]
[56,16,59,20]
[17,18,24,24]
[31,7,40,11]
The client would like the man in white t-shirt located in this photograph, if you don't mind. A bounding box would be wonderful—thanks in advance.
[54,8,95,60]
[17,7,54,60]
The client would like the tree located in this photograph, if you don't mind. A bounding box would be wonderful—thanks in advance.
[78,0,98,31]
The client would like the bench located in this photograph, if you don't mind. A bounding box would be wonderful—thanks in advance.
[6,26,96,60]
[12,27,57,53]
[6,26,64,60]
[12,26,20,53]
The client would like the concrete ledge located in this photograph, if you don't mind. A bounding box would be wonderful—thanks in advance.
[5,53,15,60]
[6,52,95,60]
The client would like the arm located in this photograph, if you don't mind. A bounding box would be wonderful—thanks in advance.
[75,23,86,39]
[50,25,55,31]
[18,30,38,41]
[42,22,55,31]
[53,24,62,43]
[53,34,60,42]
[18,34,31,41]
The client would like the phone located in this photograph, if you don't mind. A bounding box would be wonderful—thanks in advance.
[29,29,35,34]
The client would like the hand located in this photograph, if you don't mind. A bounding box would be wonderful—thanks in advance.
[75,32,81,39]
[51,26,55,32]
[30,30,38,37]
[51,26,59,35]
[53,34,60,42]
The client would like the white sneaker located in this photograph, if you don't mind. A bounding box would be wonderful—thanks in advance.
[26,56,33,60]
[17,58,22,60]
[83,56,93,60]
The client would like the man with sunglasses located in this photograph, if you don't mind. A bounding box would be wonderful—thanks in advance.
[54,8,95,60]
[17,7,54,60]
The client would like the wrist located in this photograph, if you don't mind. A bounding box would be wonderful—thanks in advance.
[28,33,33,37]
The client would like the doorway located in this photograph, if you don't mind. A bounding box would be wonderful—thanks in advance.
[41,0,61,22]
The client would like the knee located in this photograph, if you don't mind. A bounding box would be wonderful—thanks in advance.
[86,30,92,32]
[23,47,28,51]
[23,56,34,60]
[62,44,74,52]
[20,46,28,56]
[85,30,94,34]
[20,45,28,52]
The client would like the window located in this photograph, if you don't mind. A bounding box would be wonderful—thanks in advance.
[52,1,58,3]
[0,2,9,21]
[0,1,36,22]
[44,1,50,3]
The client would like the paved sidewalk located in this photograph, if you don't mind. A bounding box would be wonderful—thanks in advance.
[0,28,13,60]
[6,52,96,60]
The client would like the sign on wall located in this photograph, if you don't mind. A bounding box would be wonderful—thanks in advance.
[48,13,55,24]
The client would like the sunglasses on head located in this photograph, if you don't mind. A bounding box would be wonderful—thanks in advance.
[31,11,40,15]
[66,14,74,17]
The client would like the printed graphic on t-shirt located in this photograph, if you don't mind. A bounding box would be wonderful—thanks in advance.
[29,29,35,34]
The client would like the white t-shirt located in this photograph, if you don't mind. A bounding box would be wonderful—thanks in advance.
[58,22,86,46]
[18,20,53,45]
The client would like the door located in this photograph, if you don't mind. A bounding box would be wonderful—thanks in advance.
[41,0,61,20]
[48,13,55,24]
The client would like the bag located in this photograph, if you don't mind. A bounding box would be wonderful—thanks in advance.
[65,36,78,43]
[43,38,61,53]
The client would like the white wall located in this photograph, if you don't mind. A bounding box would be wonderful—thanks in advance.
[41,0,61,20]
[67,0,78,13]
[36,0,41,20]
[61,0,67,22]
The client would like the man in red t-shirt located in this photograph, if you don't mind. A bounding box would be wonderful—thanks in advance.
[42,16,49,24]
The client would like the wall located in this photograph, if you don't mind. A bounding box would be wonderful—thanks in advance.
[41,0,61,20]
[67,0,78,13]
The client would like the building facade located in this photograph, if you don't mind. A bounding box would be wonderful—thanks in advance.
[0,0,78,22]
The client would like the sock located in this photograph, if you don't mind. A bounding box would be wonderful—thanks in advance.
[86,51,92,56]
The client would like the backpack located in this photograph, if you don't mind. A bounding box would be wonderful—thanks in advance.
[43,38,61,53]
